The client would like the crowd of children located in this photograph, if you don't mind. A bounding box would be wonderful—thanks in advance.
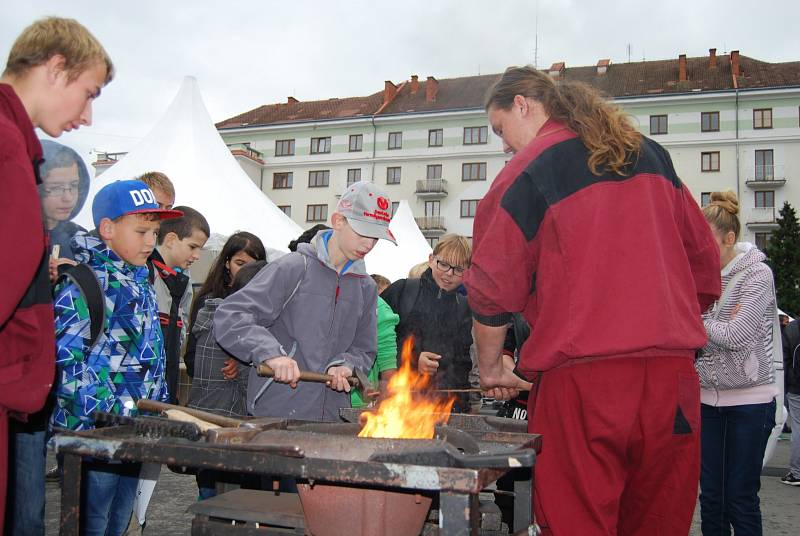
[0,18,475,532]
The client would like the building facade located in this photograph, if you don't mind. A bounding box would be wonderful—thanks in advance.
[214,51,800,248]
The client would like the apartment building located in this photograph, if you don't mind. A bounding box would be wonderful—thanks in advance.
[214,50,800,248]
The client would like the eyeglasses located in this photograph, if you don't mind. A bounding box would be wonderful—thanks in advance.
[40,184,79,197]
[435,258,466,276]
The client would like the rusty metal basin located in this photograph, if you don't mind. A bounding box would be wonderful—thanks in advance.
[298,482,432,536]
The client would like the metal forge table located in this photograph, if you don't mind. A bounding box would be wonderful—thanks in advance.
[54,410,541,535]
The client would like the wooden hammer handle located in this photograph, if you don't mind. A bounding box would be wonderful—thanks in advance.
[257,364,360,387]
[136,399,245,428]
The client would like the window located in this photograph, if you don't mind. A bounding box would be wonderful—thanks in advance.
[388,132,402,150]
[700,192,711,207]
[755,191,775,208]
[349,134,363,152]
[310,137,331,154]
[346,168,361,186]
[701,111,720,132]
[461,199,479,218]
[425,200,440,217]
[306,204,327,222]
[755,149,774,180]
[753,108,773,129]
[428,129,443,147]
[650,115,668,135]
[427,237,439,248]
[273,172,293,189]
[755,232,771,252]
[463,126,488,145]
[391,201,399,217]
[386,166,401,185]
[701,152,720,172]
[278,205,291,217]
[462,162,487,181]
[275,139,295,157]
[426,165,442,180]
[308,170,330,187]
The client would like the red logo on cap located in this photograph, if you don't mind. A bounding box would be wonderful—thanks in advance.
[377,197,389,210]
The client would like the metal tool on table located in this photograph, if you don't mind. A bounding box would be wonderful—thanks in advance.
[136,399,250,428]
[256,363,378,400]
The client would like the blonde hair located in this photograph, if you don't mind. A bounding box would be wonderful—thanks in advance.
[408,261,429,279]
[702,190,741,239]
[370,274,391,293]
[136,171,176,199]
[486,65,641,176]
[432,234,472,268]
[4,17,114,84]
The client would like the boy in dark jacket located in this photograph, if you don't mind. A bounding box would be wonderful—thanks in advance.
[149,206,209,403]
[0,17,113,535]
[382,234,473,412]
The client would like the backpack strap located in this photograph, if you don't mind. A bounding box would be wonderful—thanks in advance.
[399,277,421,320]
[58,264,106,349]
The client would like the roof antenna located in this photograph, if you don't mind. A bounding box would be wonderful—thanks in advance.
[627,43,632,63]
[533,0,539,68]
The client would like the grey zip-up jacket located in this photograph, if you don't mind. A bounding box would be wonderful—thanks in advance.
[214,231,377,420]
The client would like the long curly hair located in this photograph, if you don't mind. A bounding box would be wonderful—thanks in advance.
[486,65,642,176]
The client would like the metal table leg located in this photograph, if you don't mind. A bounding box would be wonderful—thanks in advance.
[439,491,480,535]
[513,467,533,532]
[59,453,82,536]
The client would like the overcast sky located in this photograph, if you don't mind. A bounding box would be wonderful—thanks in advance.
[3,0,798,166]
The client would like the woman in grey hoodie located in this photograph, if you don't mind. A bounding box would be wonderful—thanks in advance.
[696,190,779,536]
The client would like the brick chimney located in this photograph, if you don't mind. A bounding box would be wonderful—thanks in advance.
[709,48,717,69]
[596,59,610,75]
[731,50,740,77]
[549,62,565,78]
[410,75,419,94]
[383,80,397,105]
[287,96,298,104]
[426,76,438,102]
[679,54,687,82]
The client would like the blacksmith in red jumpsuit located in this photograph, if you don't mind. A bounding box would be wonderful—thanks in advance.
[464,66,721,535]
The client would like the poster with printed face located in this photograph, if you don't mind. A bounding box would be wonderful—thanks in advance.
[39,140,91,261]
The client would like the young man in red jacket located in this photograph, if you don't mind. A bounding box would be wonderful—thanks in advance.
[464,66,721,535]
[0,17,113,535]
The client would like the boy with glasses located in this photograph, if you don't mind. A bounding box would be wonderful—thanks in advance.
[382,234,474,411]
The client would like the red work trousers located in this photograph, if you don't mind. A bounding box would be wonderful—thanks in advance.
[528,356,700,536]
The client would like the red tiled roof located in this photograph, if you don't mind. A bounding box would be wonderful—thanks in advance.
[216,53,800,128]
[215,91,384,129]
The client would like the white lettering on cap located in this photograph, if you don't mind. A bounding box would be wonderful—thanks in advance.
[129,189,155,206]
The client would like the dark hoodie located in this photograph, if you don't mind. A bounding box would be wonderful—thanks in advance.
[39,139,90,261]
[382,268,473,408]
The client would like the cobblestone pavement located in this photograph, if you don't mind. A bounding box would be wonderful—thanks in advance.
[44,436,798,535]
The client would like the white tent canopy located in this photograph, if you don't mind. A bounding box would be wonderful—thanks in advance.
[74,76,303,252]
[365,200,432,282]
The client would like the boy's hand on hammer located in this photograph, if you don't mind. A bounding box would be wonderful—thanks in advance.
[326,366,353,393]
[265,356,301,388]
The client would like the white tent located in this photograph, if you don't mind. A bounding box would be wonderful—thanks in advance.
[74,76,303,252]
[365,200,432,282]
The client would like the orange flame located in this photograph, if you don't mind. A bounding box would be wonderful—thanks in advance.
[358,337,455,439]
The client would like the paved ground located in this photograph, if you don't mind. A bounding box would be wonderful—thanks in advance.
[44,435,799,535]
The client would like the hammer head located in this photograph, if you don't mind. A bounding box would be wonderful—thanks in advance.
[352,368,379,401]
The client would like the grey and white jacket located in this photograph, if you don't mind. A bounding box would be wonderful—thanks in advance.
[214,231,377,421]
[696,242,779,405]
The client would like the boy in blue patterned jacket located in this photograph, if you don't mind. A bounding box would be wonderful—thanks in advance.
[50,179,182,536]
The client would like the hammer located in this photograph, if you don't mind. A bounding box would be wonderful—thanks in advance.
[256,364,378,400]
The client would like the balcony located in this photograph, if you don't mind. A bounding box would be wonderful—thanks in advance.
[227,143,264,164]
[93,151,127,165]
[745,207,779,230]
[415,179,448,198]
[746,165,786,189]
[415,215,447,236]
